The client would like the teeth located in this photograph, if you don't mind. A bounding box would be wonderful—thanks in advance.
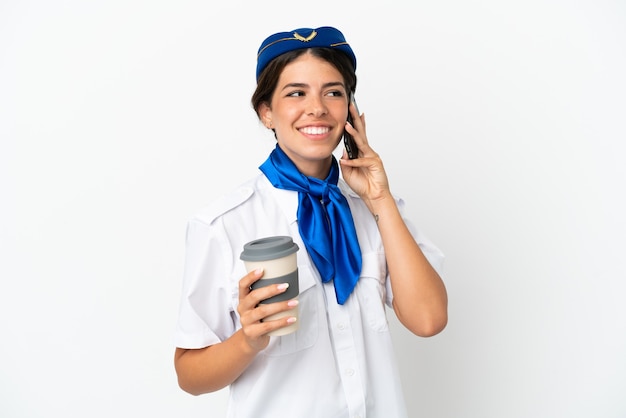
[300,126,329,135]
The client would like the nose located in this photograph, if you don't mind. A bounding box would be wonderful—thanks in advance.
[306,95,328,117]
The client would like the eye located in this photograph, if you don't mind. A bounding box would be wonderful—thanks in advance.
[286,90,305,97]
[326,90,345,97]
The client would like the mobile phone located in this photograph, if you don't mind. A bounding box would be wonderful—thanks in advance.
[343,95,359,159]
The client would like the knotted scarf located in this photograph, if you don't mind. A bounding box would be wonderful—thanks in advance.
[259,145,362,305]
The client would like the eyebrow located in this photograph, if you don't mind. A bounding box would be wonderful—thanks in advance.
[280,81,346,92]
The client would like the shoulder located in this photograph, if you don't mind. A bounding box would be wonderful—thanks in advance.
[192,174,268,226]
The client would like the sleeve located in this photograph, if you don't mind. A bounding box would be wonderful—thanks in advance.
[172,217,237,349]
[384,196,446,306]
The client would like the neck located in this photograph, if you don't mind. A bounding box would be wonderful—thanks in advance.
[299,159,332,179]
[277,145,333,179]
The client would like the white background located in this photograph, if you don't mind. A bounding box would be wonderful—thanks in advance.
[1,1,625,417]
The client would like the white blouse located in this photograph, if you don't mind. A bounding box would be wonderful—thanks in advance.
[173,172,444,418]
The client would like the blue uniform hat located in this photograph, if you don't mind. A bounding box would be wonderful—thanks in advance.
[256,26,357,80]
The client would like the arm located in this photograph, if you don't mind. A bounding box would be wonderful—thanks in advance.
[174,329,259,395]
[339,104,448,337]
[175,268,298,395]
[368,193,448,336]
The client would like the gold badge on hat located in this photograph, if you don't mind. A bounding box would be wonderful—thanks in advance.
[293,30,317,42]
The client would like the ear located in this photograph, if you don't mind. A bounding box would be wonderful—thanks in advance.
[258,102,273,129]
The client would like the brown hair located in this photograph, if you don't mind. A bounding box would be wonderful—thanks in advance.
[251,47,357,119]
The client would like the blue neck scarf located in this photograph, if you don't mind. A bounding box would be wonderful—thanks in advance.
[259,145,362,305]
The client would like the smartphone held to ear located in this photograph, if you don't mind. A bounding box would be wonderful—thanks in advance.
[343,96,359,159]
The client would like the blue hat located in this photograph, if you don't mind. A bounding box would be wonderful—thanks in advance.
[256,26,357,80]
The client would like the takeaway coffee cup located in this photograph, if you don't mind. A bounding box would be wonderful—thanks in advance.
[240,236,300,336]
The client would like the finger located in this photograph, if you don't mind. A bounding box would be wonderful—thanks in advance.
[241,299,298,335]
[349,102,365,128]
[252,299,299,324]
[238,268,264,300]
[249,282,292,306]
[239,277,292,314]
[255,312,298,335]
[241,313,296,347]
[339,155,382,174]
[346,111,368,138]
[344,122,371,154]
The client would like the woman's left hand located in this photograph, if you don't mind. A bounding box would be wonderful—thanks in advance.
[339,102,392,208]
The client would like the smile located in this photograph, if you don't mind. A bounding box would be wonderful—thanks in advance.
[299,126,330,135]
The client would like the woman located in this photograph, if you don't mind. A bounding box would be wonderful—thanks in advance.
[173,26,448,417]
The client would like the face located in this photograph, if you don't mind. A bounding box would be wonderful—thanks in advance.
[259,52,349,178]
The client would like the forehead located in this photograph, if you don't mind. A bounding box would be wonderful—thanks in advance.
[277,52,344,85]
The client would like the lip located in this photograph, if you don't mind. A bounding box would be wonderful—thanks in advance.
[297,124,333,137]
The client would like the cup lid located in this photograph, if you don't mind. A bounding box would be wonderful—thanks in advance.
[240,236,299,261]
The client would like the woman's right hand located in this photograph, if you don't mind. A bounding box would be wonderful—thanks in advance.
[237,268,298,352]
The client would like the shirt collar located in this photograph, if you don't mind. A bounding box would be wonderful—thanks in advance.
[260,175,299,224]
[259,173,358,225]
